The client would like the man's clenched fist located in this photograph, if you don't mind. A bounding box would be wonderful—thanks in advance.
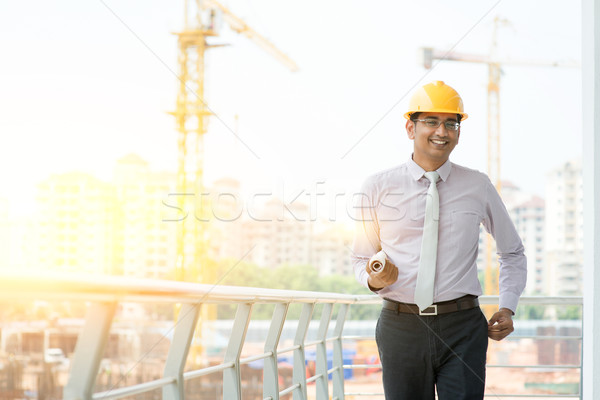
[488,308,515,341]
[366,258,399,291]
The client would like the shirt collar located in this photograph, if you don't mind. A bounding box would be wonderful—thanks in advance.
[407,156,452,182]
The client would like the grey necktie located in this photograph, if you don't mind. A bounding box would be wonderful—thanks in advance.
[414,171,440,311]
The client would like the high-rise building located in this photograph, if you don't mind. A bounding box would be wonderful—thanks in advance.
[544,159,583,296]
[31,155,178,278]
[31,166,355,279]
[476,181,546,295]
[112,154,177,279]
[512,195,545,294]
[240,198,313,269]
[33,172,113,274]
[208,183,354,276]
[209,177,245,262]
[311,224,353,276]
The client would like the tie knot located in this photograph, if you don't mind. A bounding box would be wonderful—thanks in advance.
[424,171,439,184]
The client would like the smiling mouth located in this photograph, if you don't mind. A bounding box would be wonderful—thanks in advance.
[430,139,448,145]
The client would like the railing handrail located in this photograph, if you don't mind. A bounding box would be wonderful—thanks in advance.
[0,272,583,305]
[0,272,584,400]
[0,272,375,304]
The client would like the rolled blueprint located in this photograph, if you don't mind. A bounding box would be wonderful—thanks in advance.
[368,250,387,273]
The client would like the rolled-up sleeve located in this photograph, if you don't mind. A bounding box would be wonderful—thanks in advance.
[482,180,527,313]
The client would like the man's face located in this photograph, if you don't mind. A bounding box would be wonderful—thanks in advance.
[406,112,460,168]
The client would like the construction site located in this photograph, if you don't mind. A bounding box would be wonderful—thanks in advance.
[0,0,593,399]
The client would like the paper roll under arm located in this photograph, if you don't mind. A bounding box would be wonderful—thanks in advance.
[368,250,387,273]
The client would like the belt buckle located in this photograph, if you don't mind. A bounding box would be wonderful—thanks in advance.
[419,305,438,316]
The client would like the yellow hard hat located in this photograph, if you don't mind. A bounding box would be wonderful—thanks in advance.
[403,81,468,120]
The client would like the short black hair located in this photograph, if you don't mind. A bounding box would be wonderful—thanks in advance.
[409,112,462,123]
[409,112,421,121]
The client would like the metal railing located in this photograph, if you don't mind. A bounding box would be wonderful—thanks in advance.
[0,273,583,400]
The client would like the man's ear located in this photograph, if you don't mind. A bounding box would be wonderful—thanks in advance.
[406,119,415,140]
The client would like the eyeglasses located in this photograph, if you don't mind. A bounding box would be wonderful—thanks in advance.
[414,118,460,132]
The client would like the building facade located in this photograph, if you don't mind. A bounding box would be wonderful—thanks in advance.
[511,195,546,294]
[476,181,546,295]
[112,154,177,279]
[33,172,113,274]
[544,159,583,296]
[31,155,177,279]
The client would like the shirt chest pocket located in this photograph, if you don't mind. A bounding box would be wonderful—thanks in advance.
[451,211,481,256]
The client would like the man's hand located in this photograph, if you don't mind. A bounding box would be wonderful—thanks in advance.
[366,259,398,291]
[488,308,514,341]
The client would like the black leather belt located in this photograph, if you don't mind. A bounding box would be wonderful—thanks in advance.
[382,295,479,316]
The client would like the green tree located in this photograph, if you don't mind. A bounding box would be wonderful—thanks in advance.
[214,262,375,320]
[557,305,582,320]
[515,305,545,320]
[316,274,370,294]
[269,264,321,291]
[215,259,267,288]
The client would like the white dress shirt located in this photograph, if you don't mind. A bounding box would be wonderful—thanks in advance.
[352,158,527,313]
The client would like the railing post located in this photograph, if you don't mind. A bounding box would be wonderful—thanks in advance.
[315,303,333,400]
[223,303,252,400]
[163,303,201,400]
[293,303,314,400]
[331,304,349,400]
[263,303,289,400]
[63,301,117,400]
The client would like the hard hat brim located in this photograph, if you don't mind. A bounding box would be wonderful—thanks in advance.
[404,111,468,121]
[404,81,468,121]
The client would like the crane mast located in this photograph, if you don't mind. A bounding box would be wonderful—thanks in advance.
[172,1,213,285]
[421,17,507,303]
[420,17,575,306]
[170,0,297,362]
[171,0,297,286]
[485,18,505,301]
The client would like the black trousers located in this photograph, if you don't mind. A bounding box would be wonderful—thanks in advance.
[375,306,489,400]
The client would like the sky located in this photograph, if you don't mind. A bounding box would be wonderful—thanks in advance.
[0,0,582,220]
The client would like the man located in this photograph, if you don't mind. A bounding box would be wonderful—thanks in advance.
[351,81,527,399]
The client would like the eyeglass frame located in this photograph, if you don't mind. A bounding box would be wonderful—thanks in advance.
[413,118,461,132]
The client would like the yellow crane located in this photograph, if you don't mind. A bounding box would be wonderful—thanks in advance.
[171,0,298,285]
[170,0,297,361]
[420,16,576,312]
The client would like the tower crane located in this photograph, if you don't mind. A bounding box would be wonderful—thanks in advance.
[171,0,298,287]
[420,16,577,308]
